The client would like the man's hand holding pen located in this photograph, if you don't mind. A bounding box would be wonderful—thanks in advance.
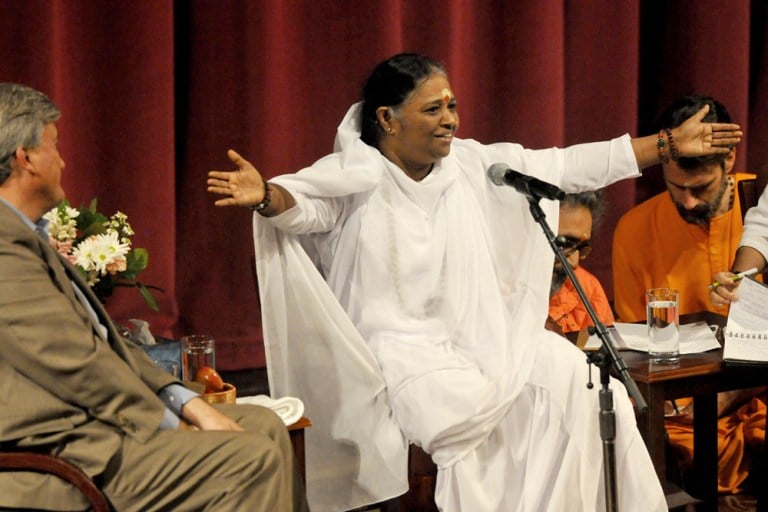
[709,267,759,307]
[708,267,758,290]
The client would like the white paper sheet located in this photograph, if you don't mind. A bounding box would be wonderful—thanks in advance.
[723,276,768,362]
[584,321,721,354]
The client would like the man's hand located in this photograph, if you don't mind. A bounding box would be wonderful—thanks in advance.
[709,270,743,307]
[178,418,198,431]
[180,397,244,432]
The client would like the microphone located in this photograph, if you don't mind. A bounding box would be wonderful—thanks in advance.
[487,163,565,201]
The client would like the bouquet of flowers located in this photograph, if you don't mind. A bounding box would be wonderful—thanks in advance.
[43,198,160,311]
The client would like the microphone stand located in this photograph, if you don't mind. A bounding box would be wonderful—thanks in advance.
[526,195,647,512]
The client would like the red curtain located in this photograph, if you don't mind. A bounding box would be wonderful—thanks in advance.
[1,1,766,369]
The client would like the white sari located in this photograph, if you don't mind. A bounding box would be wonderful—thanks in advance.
[253,103,665,511]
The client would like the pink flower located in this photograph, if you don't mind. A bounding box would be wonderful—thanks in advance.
[105,257,127,274]
[50,238,75,259]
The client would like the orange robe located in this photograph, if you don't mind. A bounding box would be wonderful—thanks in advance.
[666,396,766,493]
[612,173,755,323]
[549,265,615,333]
[612,172,764,493]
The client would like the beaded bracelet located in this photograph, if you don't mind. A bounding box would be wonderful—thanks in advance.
[657,130,669,164]
[251,181,272,212]
[664,128,680,161]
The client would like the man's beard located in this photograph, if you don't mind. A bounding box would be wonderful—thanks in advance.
[550,266,568,297]
[675,175,728,226]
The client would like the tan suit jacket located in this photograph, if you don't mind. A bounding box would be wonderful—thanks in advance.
[0,200,179,510]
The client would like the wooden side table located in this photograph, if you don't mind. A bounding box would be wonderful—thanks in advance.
[619,324,768,512]
[287,416,311,480]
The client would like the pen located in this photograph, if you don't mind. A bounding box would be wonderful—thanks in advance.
[708,267,759,290]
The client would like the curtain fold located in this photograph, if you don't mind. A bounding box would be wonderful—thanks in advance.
[1,0,765,369]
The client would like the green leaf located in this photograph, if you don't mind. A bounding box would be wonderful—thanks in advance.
[138,282,160,312]
[131,248,149,268]
[73,265,89,281]
[122,248,148,278]
[76,207,108,238]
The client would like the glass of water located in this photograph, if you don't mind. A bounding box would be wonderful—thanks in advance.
[153,359,180,378]
[646,288,680,364]
[180,334,216,381]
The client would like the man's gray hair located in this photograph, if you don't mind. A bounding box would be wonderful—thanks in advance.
[560,190,607,230]
[0,83,61,184]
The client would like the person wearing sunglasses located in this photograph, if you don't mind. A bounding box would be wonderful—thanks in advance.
[547,191,615,337]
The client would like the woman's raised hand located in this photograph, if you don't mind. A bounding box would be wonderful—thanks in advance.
[207,149,266,208]
[674,104,743,157]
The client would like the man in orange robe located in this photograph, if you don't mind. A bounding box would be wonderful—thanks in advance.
[548,191,615,335]
[612,95,765,494]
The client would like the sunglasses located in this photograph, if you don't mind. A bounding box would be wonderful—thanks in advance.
[554,235,592,259]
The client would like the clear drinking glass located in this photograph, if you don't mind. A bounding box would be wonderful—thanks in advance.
[646,288,680,364]
[154,359,180,378]
[180,334,216,381]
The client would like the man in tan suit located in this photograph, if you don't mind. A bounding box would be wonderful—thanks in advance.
[0,83,308,511]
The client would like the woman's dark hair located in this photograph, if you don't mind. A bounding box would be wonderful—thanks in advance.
[657,95,732,169]
[360,53,446,148]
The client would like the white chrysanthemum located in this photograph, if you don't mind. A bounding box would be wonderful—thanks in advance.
[43,205,79,242]
[72,232,130,276]
[72,236,97,271]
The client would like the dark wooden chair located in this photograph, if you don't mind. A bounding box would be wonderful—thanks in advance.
[737,177,768,286]
[738,176,761,219]
[357,444,438,512]
[398,444,439,512]
[0,451,111,511]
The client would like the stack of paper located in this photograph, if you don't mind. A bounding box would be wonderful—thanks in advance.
[584,321,721,354]
[723,276,768,363]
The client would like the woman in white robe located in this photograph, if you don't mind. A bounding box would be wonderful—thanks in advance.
[208,53,742,511]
